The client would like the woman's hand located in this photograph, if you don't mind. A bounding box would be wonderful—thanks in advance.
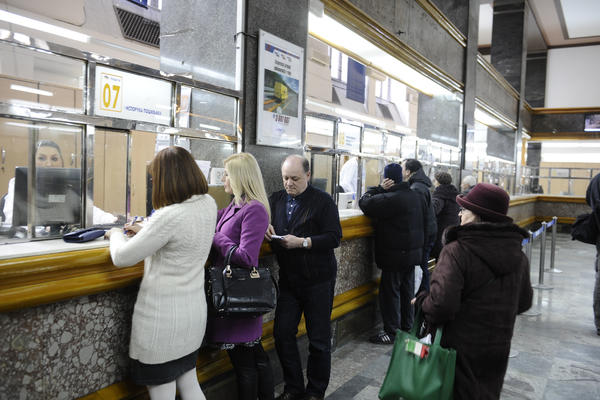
[104,227,121,240]
[124,221,144,237]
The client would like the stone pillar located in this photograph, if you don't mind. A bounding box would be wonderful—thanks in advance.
[160,0,309,196]
[491,0,529,193]
[459,0,480,181]
[241,0,309,195]
[491,1,527,93]
[525,51,547,108]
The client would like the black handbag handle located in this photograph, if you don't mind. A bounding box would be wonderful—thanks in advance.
[223,244,280,299]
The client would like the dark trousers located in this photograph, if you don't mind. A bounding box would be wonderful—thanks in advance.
[418,235,436,294]
[594,237,600,332]
[227,342,274,400]
[273,279,335,398]
[379,267,415,334]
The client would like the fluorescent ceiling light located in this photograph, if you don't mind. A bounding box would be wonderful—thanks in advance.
[542,141,600,149]
[48,126,81,133]
[10,84,53,97]
[198,123,221,131]
[308,12,450,97]
[0,10,90,43]
[5,122,46,129]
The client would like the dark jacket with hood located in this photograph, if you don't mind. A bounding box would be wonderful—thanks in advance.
[586,173,600,228]
[269,184,342,288]
[408,168,437,244]
[417,223,533,400]
[431,183,460,259]
[359,182,428,270]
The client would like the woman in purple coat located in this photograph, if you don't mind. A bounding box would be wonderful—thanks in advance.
[206,152,274,400]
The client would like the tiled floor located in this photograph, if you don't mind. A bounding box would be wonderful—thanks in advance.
[318,233,600,399]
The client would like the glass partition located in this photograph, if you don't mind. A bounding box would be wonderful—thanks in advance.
[189,88,238,136]
[306,116,334,148]
[0,117,84,240]
[310,153,334,195]
[0,42,85,113]
[362,129,382,154]
[384,133,401,157]
[92,129,128,223]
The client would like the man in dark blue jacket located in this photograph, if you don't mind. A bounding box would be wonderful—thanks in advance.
[266,155,342,400]
[359,163,428,344]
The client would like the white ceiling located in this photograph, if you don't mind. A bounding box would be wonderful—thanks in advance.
[479,0,600,51]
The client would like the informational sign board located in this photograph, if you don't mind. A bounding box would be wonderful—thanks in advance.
[94,65,172,125]
[256,30,304,148]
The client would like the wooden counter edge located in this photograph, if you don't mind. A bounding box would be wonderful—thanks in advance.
[0,215,375,313]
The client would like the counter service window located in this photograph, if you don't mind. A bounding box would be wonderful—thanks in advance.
[0,118,84,240]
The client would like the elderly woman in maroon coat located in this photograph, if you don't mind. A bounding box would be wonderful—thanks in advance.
[206,152,274,400]
[416,183,533,399]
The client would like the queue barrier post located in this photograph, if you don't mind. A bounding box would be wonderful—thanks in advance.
[546,216,562,273]
[532,221,553,290]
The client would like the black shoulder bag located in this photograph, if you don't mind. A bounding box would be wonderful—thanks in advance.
[206,245,278,316]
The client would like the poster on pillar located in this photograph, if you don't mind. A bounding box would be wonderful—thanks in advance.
[256,30,304,148]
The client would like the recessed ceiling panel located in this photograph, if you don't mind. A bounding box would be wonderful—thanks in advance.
[559,0,600,38]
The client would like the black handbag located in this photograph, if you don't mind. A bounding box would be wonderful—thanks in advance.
[571,212,598,245]
[206,245,278,316]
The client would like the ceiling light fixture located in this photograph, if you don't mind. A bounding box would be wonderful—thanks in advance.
[0,10,90,43]
[10,84,54,97]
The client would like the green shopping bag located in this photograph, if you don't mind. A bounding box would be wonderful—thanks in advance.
[378,312,456,400]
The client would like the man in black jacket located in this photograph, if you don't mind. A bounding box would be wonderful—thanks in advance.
[402,159,437,295]
[586,173,600,335]
[359,163,428,344]
[266,155,342,400]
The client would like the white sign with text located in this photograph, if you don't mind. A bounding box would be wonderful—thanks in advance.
[94,65,172,125]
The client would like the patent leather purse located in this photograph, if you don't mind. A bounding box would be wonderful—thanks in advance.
[206,245,278,316]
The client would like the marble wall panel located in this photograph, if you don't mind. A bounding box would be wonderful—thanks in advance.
[532,113,586,133]
[347,0,464,85]
[0,287,137,399]
[525,54,547,108]
[535,201,590,219]
[475,63,519,123]
[430,0,469,36]
[0,237,374,399]
[508,201,536,224]
[160,0,238,90]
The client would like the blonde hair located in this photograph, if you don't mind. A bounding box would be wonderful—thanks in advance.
[224,152,271,219]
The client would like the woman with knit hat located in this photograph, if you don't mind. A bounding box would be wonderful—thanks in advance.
[415,183,533,399]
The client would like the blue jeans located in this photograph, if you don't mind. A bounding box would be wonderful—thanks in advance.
[273,279,335,398]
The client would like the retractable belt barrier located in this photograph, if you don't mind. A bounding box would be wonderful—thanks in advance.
[521,216,559,292]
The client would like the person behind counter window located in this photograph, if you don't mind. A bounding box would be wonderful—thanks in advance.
[205,152,274,400]
[431,171,460,260]
[415,183,533,399]
[105,146,217,400]
[402,159,437,295]
[359,163,427,344]
[265,155,342,400]
[1,140,117,227]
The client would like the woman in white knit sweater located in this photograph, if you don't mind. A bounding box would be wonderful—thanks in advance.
[106,146,217,400]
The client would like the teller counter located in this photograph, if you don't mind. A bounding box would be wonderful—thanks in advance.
[0,195,588,399]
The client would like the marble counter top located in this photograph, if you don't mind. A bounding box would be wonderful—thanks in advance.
[0,237,108,260]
